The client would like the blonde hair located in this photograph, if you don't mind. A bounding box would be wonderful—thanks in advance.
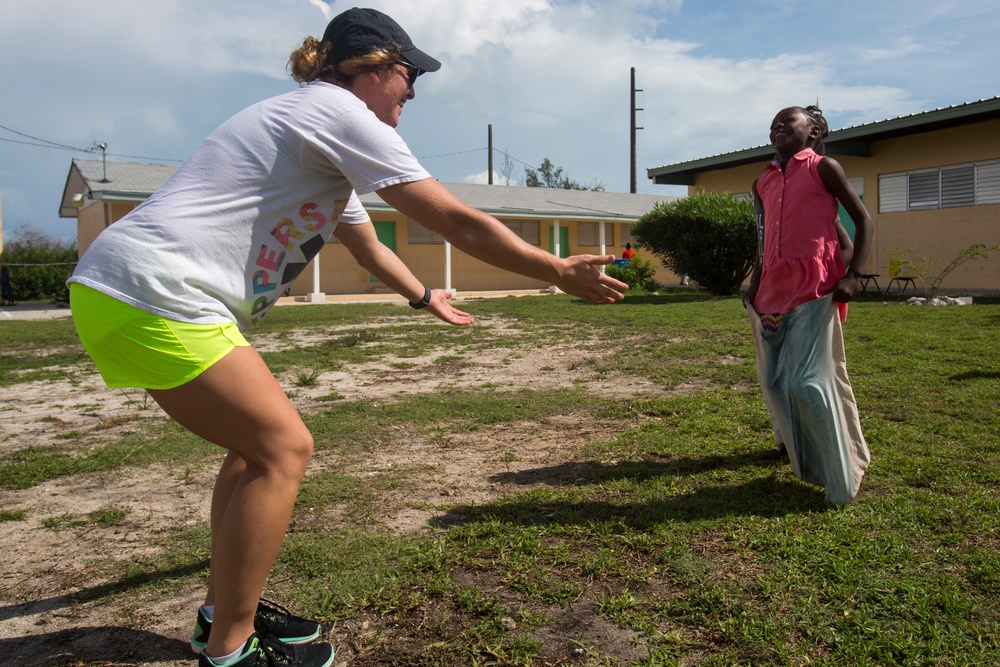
[288,36,401,85]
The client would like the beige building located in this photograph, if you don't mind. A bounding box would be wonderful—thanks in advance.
[60,159,677,297]
[647,97,1000,293]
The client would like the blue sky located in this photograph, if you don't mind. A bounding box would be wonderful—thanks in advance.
[1,0,998,242]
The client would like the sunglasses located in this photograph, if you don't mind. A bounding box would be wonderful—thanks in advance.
[394,60,422,88]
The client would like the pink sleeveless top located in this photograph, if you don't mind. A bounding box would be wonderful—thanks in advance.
[755,148,847,320]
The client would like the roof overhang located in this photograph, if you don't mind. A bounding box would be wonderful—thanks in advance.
[648,96,1000,186]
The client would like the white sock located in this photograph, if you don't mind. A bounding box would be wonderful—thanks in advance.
[205,641,246,666]
[202,604,215,621]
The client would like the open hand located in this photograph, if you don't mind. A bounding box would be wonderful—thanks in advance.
[427,289,475,325]
[557,254,628,303]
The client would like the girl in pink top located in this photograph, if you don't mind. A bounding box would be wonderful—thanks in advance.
[746,105,871,315]
[745,105,873,505]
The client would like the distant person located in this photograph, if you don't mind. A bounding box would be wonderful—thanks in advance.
[0,264,13,306]
[744,105,872,506]
[622,243,636,261]
[67,8,626,667]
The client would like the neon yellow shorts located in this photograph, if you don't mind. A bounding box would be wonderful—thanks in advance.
[69,283,250,390]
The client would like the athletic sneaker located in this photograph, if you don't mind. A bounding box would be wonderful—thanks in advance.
[198,632,334,667]
[191,598,322,654]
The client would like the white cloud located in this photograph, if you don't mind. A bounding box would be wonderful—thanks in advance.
[856,36,950,62]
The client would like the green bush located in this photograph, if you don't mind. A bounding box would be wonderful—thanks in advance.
[632,190,755,296]
[606,254,658,292]
[2,230,78,302]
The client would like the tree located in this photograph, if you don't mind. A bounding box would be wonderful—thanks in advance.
[1,227,78,302]
[524,158,605,191]
[497,150,522,186]
[632,190,755,296]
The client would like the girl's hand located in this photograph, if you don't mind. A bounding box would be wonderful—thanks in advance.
[426,289,475,325]
[832,273,861,303]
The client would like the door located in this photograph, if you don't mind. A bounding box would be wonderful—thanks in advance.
[371,220,396,282]
[837,177,864,241]
[548,225,569,259]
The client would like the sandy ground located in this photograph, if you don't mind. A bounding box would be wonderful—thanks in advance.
[0,313,678,666]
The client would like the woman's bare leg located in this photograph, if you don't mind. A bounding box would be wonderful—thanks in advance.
[148,346,313,658]
[203,451,246,607]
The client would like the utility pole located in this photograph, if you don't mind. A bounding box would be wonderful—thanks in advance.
[93,141,109,183]
[630,67,643,194]
[488,124,494,185]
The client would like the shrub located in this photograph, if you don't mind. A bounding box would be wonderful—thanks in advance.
[1,229,78,302]
[632,190,755,296]
[606,254,658,292]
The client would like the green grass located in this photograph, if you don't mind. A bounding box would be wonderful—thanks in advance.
[1,292,999,665]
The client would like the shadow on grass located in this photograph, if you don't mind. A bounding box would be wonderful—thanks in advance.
[489,449,785,487]
[0,627,191,667]
[949,369,1000,381]
[432,475,824,531]
[0,558,209,624]
[0,559,209,665]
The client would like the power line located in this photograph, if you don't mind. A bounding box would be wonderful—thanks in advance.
[0,120,587,181]
[107,152,184,164]
[0,122,93,152]
[0,122,184,164]
[416,147,487,160]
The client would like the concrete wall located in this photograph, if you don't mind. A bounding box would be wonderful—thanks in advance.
[77,201,140,258]
[77,199,679,296]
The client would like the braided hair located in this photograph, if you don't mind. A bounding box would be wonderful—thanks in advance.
[801,105,829,155]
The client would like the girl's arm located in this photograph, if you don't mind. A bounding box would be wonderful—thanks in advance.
[818,157,872,301]
[836,220,855,268]
[744,178,764,309]
[376,177,627,303]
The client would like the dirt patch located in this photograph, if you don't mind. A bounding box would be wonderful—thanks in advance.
[0,318,678,666]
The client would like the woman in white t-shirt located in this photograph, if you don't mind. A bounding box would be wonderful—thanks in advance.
[69,8,627,667]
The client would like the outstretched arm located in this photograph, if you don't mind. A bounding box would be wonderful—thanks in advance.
[744,178,764,309]
[818,157,872,302]
[333,220,475,326]
[377,178,628,303]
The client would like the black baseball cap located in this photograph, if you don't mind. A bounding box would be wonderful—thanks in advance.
[322,7,441,73]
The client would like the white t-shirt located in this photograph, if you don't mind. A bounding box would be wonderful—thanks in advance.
[70,82,430,330]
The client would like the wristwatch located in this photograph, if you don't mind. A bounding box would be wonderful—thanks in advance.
[409,287,432,309]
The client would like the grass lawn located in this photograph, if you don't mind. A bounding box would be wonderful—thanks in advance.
[1,290,998,666]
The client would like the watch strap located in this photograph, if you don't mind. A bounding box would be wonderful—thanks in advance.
[409,287,432,309]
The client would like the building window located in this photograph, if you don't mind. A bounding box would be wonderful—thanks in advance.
[620,223,635,246]
[407,219,444,244]
[879,161,1000,212]
[577,222,615,246]
[908,170,940,210]
[976,161,1000,204]
[502,220,540,245]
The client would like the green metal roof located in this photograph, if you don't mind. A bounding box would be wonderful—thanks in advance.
[647,96,1000,186]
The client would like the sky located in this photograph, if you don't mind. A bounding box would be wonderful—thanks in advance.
[1,0,999,243]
